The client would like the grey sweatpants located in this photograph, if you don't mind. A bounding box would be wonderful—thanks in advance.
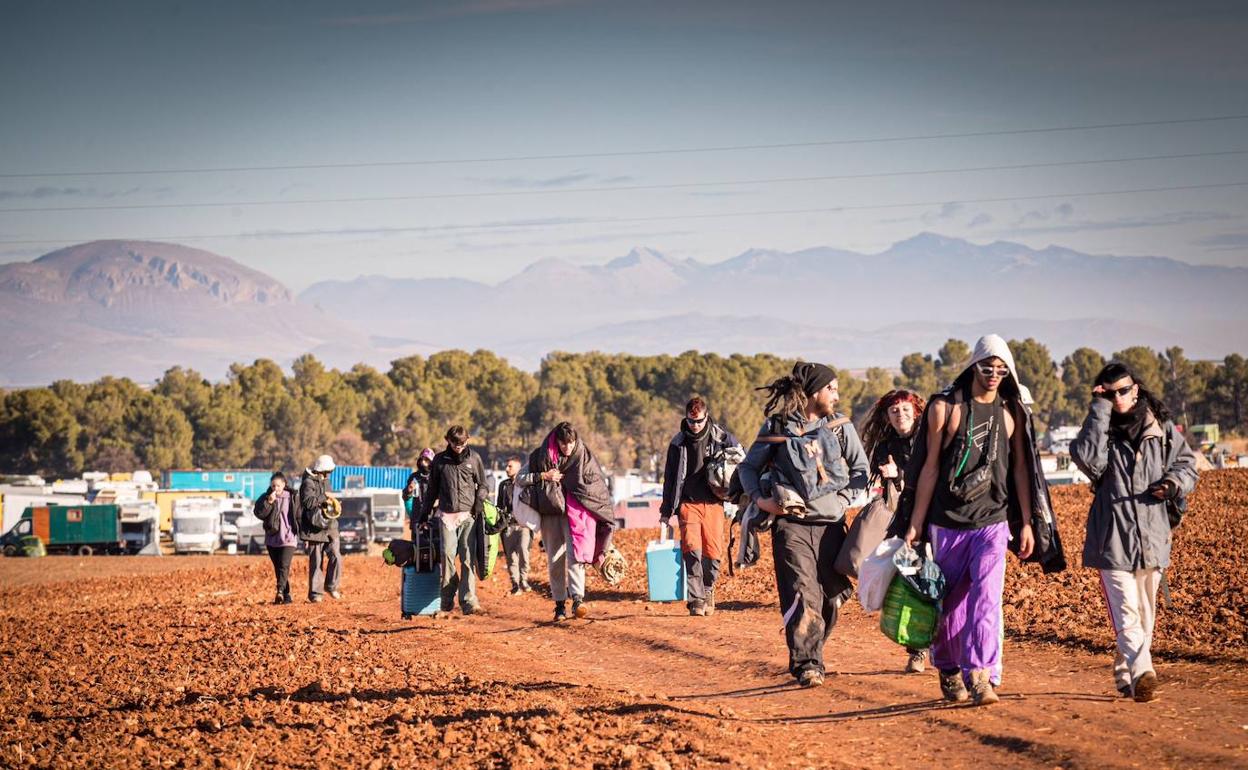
[504,524,533,588]
[306,528,341,599]
[540,514,585,602]
[439,513,478,612]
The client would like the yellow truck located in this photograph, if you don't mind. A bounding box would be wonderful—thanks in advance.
[140,489,228,534]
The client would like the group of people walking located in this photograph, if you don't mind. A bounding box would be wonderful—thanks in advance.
[249,332,1200,707]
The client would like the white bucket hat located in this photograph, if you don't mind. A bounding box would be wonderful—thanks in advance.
[313,454,336,473]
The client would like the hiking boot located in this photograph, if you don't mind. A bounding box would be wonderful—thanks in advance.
[553,601,568,622]
[463,604,482,616]
[905,649,928,674]
[573,599,589,619]
[939,669,968,703]
[308,595,323,604]
[273,593,284,605]
[1117,685,1132,698]
[969,669,999,706]
[282,594,293,605]
[1132,671,1158,703]
[688,601,707,617]
[510,585,523,596]
[521,581,533,593]
[328,590,342,600]
[704,586,716,617]
[798,669,824,688]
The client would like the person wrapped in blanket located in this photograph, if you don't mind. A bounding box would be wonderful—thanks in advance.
[515,422,616,622]
[858,389,929,673]
[737,362,870,689]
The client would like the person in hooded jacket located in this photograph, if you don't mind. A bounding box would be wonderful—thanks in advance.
[858,389,927,673]
[416,426,488,615]
[404,448,435,536]
[254,471,297,604]
[515,422,615,622]
[1070,362,1199,703]
[738,362,870,688]
[299,454,341,603]
[660,396,742,617]
[902,334,1059,707]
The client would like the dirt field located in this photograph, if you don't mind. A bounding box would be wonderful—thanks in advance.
[2,472,1248,769]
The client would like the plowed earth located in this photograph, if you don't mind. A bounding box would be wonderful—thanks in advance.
[2,471,1247,769]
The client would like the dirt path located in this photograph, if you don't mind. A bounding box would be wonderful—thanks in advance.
[2,551,1245,769]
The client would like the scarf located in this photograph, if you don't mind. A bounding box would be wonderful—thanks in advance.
[1109,401,1150,448]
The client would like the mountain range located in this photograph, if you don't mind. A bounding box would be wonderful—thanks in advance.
[1,235,1245,385]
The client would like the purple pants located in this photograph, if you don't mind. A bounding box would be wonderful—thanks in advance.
[928,521,1009,686]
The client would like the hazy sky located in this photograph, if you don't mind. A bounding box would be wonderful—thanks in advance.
[2,0,1247,291]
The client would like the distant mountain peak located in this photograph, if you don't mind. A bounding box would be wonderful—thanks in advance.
[606,246,671,269]
[3,239,292,307]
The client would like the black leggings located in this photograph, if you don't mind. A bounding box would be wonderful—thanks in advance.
[267,546,295,597]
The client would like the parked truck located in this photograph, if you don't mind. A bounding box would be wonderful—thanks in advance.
[172,498,222,554]
[142,489,228,535]
[218,498,252,548]
[1,504,124,556]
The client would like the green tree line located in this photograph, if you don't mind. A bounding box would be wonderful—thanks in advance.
[2,343,1245,478]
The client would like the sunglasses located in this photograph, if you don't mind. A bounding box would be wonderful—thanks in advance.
[975,363,1010,377]
[1102,384,1135,398]
[687,415,707,426]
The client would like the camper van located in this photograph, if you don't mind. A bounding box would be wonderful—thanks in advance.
[172,498,222,554]
[218,498,252,547]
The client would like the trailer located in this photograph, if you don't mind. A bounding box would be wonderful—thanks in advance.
[1,504,123,556]
[163,469,274,499]
[330,465,412,492]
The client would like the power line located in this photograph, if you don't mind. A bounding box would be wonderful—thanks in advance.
[2,148,1245,214]
[2,180,1244,246]
[3,114,1248,180]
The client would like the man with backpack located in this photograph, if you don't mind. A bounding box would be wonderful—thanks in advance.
[1069,362,1198,702]
[738,363,870,688]
[416,426,489,616]
[660,397,742,617]
[299,454,341,603]
[900,334,1064,707]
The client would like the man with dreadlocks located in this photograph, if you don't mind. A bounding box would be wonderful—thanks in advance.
[738,362,870,688]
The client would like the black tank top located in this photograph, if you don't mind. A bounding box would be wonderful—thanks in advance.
[929,394,1010,530]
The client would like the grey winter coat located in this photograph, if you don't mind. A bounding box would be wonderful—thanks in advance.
[738,412,870,524]
[1069,398,1199,571]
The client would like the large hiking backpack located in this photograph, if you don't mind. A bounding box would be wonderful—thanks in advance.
[754,415,851,504]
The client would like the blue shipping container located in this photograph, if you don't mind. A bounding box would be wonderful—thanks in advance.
[164,470,274,499]
[330,466,412,492]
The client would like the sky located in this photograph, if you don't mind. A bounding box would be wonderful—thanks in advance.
[1,0,1247,292]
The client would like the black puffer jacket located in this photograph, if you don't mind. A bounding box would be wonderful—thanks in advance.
[298,469,336,543]
[417,446,487,523]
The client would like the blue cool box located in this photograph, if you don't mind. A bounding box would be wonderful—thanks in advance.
[645,537,686,602]
[401,564,440,618]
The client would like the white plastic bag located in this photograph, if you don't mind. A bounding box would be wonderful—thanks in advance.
[857,536,904,613]
[511,485,542,532]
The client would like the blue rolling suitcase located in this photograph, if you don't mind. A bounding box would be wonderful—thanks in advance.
[646,524,686,603]
[401,530,440,619]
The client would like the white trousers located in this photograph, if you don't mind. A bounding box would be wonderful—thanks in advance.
[1098,568,1161,691]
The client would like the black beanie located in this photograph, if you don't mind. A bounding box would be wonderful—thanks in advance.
[793,362,836,396]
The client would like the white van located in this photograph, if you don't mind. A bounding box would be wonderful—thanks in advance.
[172,497,221,554]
